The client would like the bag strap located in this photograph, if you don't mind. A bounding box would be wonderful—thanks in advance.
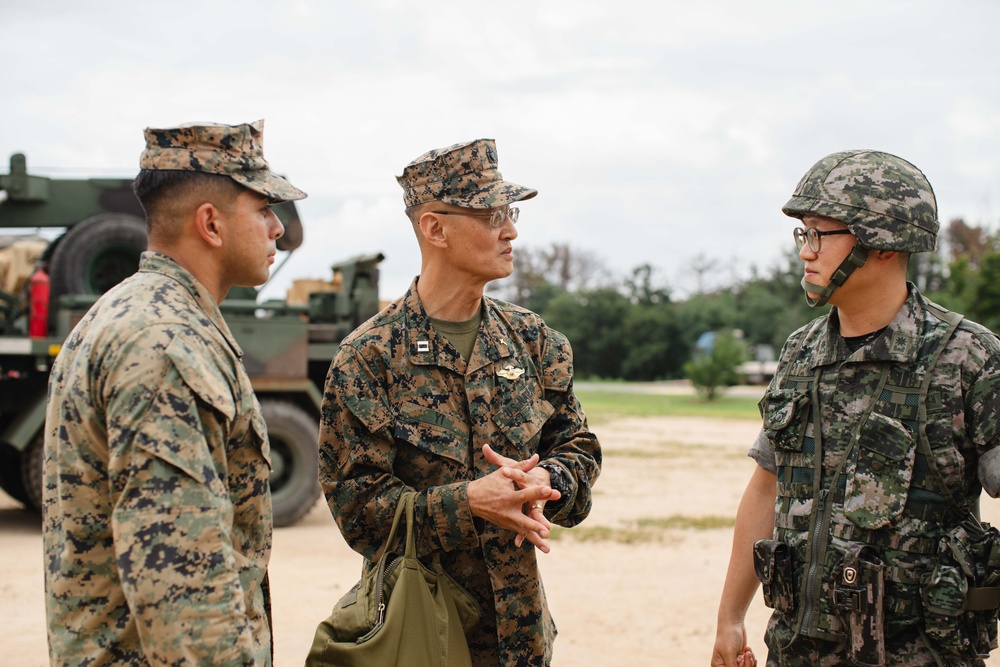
[402,492,417,559]
[382,491,417,560]
[914,306,965,517]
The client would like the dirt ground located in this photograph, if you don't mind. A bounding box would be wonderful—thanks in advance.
[5,414,1000,666]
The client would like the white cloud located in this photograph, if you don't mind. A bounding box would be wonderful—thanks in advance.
[949,100,1000,141]
[2,0,999,307]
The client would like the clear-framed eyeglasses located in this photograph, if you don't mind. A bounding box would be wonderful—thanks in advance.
[793,226,853,253]
[431,207,519,228]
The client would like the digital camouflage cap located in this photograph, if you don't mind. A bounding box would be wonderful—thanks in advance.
[139,119,307,203]
[782,149,938,253]
[397,138,537,209]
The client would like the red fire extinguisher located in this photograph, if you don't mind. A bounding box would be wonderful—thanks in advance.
[29,266,50,338]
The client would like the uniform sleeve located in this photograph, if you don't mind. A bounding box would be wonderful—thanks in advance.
[105,333,260,667]
[318,349,481,561]
[535,329,602,527]
[749,331,799,476]
[749,428,777,473]
[968,349,1000,497]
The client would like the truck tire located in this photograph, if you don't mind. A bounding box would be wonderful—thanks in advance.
[49,213,147,298]
[260,399,321,527]
[20,434,44,512]
[0,444,31,506]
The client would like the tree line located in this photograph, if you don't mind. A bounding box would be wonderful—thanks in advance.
[489,218,999,381]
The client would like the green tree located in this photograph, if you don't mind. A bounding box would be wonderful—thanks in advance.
[490,243,610,309]
[734,251,821,352]
[924,219,1000,331]
[676,291,739,350]
[624,264,671,305]
[945,218,992,267]
[542,287,632,379]
[966,252,1000,332]
[683,330,748,400]
[619,302,688,380]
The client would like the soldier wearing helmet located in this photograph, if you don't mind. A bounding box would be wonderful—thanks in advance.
[712,150,1000,667]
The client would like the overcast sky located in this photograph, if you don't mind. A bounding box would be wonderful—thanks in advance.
[2,0,998,302]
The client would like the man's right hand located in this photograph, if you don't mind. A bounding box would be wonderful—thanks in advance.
[711,465,775,667]
[711,622,751,667]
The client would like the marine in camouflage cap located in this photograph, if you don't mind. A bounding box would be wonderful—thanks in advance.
[316,137,601,666]
[397,138,537,209]
[42,119,291,665]
[782,149,938,307]
[140,119,306,203]
[43,252,275,665]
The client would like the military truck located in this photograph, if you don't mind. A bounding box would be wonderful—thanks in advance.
[0,153,383,526]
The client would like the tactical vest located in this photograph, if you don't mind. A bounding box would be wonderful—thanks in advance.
[760,298,965,643]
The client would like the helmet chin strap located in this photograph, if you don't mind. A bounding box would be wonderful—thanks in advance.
[801,246,869,308]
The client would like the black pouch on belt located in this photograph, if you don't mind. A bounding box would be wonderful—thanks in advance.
[831,543,886,667]
[753,539,795,615]
[921,517,1000,660]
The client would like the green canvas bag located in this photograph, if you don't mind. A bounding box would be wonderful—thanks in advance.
[306,492,481,666]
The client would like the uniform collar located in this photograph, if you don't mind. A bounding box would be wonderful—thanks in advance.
[811,283,923,368]
[402,278,512,375]
[138,251,244,358]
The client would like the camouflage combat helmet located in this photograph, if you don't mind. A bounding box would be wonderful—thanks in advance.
[782,150,938,307]
[782,149,939,252]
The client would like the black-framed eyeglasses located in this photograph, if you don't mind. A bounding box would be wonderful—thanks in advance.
[793,226,853,253]
[430,207,519,229]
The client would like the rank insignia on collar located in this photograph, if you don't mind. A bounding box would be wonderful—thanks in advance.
[416,341,430,353]
[497,365,524,380]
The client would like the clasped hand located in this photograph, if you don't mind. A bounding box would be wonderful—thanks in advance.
[466,444,561,553]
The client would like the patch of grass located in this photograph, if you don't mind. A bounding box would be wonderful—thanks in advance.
[635,515,736,530]
[601,440,746,461]
[603,447,679,459]
[603,443,742,459]
[550,514,735,543]
[577,389,760,424]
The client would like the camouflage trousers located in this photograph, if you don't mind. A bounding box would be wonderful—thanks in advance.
[764,616,988,667]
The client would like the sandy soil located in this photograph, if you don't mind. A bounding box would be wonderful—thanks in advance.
[4,414,1000,666]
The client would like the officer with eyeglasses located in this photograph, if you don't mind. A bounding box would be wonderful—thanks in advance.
[317,138,601,666]
[713,150,1000,667]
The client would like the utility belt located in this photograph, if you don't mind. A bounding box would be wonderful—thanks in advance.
[754,518,1000,666]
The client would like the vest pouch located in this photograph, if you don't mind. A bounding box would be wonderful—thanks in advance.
[843,412,915,530]
[921,520,1000,660]
[759,389,811,452]
[830,543,886,667]
[753,539,795,615]
[923,563,967,616]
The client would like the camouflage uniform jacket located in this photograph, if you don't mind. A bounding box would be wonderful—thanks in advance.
[753,285,1000,653]
[43,252,273,666]
[319,279,601,666]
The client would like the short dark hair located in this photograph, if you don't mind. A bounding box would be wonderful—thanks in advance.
[133,169,242,214]
[132,170,244,240]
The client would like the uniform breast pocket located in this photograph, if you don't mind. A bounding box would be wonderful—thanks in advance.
[492,384,554,459]
[759,388,811,452]
[393,402,471,468]
[843,411,916,530]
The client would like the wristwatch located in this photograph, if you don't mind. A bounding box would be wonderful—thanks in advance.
[539,462,570,503]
